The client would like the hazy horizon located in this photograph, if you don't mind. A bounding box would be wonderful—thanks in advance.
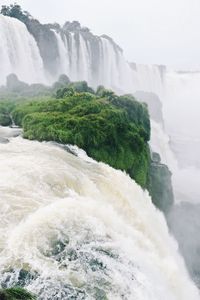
[0,0,200,70]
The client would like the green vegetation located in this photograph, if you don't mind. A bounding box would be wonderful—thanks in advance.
[0,74,173,210]
[7,86,150,187]
[1,4,31,23]
[0,101,16,126]
[0,287,36,300]
[0,114,11,126]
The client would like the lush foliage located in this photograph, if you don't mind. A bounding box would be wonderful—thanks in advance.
[0,101,16,126]
[0,287,35,300]
[0,4,31,22]
[1,77,173,210]
[10,90,150,187]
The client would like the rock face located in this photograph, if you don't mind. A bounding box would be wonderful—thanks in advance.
[6,74,29,92]
[24,18,121,84]
[134,91,164,125]
[148,152,174,213]
[25,19,60,76]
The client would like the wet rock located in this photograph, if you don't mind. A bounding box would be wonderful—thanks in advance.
[148,152,174,214]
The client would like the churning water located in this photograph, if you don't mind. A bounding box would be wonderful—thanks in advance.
[0,131,199,299]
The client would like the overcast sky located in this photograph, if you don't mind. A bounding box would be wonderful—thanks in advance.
[1,0,200,70]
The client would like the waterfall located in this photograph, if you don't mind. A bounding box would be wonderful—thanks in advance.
[0,132,199,299]
[0,14,166,95]
[53,31,91,83]
[52,29,165,94]
[78,34,91,82]
[0,15,45,85]
[53,31,70,77]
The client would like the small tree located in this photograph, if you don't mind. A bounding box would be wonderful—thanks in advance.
[0,4,31,22]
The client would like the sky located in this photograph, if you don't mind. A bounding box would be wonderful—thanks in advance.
[1,0,200,70]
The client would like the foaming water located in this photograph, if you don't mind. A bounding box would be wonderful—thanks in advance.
[0,135,199,299]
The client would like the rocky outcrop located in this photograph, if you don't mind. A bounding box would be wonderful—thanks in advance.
[148,152,174,213]
[25,19,60,75]
[6,74,29,92]
[134,91,164,125]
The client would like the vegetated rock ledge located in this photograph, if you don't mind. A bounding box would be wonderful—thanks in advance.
[0,287,36,300]
[0,74,174,214]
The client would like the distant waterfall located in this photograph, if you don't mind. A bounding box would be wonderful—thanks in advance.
[53,30,165,94]
[0,14,165,94]
[0,15,45,85]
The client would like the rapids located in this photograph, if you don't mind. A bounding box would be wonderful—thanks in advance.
[0,131,199,299]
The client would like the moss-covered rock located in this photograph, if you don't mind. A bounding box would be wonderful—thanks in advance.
[0,287,35,300]
[147,152,174,213]
[12,92,150,188]
[0,113,12,126]
[1,84,174,211]
[0,101,15,126]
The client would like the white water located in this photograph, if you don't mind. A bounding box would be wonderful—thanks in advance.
[0,14,165,95]
[52,30,165,94]
[0,15,45,85]
[53,31,92,84]
[0,133,199,299]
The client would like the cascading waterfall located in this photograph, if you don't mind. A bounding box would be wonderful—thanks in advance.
[100,37,120,89]
[0,14,166,95]
[0,15,45,85]
[78,34,91,82]
[53,31,92,83]
[0,131,199,299]
[52,29,165,94]
[53,30,71,78]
